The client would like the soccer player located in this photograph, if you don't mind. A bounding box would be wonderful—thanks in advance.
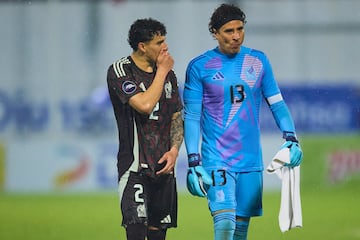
[183,4,303,240]
[107,18,183,240]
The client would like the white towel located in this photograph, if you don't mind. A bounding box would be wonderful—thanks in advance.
[266,147,303,232]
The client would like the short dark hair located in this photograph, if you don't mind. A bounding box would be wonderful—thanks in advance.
[208,3,246,33]
[128,18,167,51]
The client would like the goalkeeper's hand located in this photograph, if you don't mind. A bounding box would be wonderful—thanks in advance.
[281,131,303,167]
[186,153,213,197]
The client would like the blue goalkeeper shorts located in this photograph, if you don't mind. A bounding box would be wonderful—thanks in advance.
[206,170,263,217]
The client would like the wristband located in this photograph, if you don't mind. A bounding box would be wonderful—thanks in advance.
[188,153,201,167]
[283,131,298,143]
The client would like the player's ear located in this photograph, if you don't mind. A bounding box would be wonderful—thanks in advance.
[212,32,219,40]
[211,29,218,40]
[138,42,146,53]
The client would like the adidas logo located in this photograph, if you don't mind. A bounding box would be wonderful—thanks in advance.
[160,214,172,224]
[212,71,224,80]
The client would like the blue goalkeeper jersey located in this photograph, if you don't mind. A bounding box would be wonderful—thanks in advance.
[183,46,287,172]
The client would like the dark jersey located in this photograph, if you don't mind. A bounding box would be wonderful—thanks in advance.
[107,56,183,179]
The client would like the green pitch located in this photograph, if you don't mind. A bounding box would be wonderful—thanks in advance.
[0,188,359,240]
[0,135,359,239]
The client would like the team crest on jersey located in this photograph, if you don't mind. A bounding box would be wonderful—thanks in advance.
[164,81,172,99]
[246,66,257,80]
[122,81,137,94]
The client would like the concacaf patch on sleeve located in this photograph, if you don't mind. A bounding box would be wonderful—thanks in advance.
[122,81,137,94]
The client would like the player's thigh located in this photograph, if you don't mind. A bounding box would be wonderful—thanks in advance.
[235,171,263,217]
[118,171,148,225]
[148,174,178,229]
[207,169,237,212]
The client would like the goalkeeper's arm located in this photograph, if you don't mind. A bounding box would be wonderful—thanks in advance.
[268,95,303,167]
[183,101,212,197]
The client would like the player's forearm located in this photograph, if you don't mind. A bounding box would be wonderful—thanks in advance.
[269,100,296,133]
[129,70,169,114]
[145,68,169,104]
[183,102,202,155]
[170,111,184,152]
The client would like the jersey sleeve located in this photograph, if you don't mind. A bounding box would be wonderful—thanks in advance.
[259,52,296,133]
[259,52,280,99]
[106,58,142,104]
[169,70,184,113]
[183,60,203,156]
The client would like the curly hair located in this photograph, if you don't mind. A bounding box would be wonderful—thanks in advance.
[208,3,246,34]
[128,18,167,51]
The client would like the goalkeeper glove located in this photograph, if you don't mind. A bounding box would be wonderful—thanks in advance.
[186,153,213,197]
[281,131,303,167]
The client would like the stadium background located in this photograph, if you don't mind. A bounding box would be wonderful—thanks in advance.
[0,0,359,239]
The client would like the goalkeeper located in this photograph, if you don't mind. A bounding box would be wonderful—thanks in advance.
[183,3,303,240]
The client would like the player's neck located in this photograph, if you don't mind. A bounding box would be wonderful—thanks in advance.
[131,52,154,73]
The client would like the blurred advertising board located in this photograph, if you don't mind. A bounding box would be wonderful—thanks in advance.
[5,140,119,192]
[0,84,359,137]
[4,137,282,192]
[260,84,360,133]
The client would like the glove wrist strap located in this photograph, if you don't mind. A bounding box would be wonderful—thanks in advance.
[188,153,201,167]
[283,131,298,143]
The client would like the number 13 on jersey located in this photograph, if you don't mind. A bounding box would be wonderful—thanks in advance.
[230,84,245,104]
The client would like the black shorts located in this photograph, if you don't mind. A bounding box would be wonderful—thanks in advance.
[119,171,178,229]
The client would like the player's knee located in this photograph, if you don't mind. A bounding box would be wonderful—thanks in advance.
[236,216,250,222]
[213,211,236,231]
[126,223,147,240]
[236,219,249,229]
[147,226,167,240]
[234,218,250,240]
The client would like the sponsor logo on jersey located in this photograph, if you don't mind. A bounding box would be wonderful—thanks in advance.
[122,81,137,94]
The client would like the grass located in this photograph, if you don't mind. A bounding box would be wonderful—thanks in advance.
[0,187,359,240]
[1,134,359,239]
